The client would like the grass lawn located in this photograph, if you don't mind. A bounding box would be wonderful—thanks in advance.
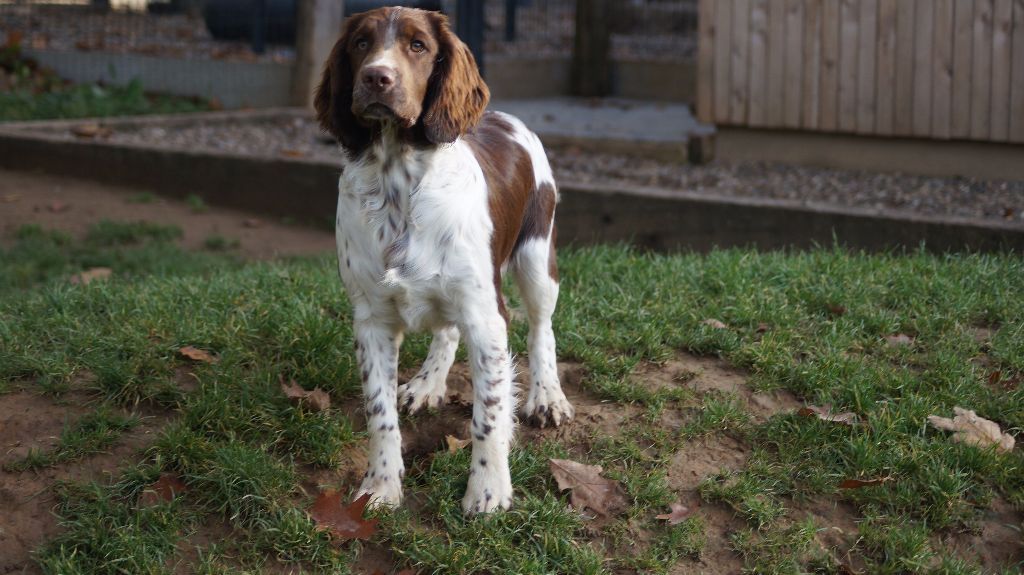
[2,220,1023,574]
[0,45,209,122]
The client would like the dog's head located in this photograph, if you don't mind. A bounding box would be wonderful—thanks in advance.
[315,7,490,153]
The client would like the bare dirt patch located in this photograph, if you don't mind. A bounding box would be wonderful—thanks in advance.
[0,168,334,259]
[0,388,170,574]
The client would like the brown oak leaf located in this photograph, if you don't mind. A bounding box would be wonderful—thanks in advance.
[70,267,112,285]
[138,473,187,506]
[928,407,1015,452]
[549,458,627,517]
[655,501,691,525]
[178,345,217,364]
[826,304,847,317]
[797,404,861,426]
[281,378,331,412]
[445,435,471,453]
[838,477,892,489]
[309,490,378,542]
[701,318,727,329]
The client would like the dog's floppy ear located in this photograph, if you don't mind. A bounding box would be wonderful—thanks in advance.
[315,19,371,153]
[421,12,490,144]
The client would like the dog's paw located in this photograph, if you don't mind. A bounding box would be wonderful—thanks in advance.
[397,373,446,414]
[357,473,403,509]
[462,464,513,515]
[522,385,575,428]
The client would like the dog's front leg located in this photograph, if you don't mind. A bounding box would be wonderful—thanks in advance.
[354,318,405,507]
[461,313,515,515]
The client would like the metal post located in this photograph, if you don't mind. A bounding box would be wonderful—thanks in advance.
[251,0,267,55]
[455,0,485,77]
[505,0,517,42]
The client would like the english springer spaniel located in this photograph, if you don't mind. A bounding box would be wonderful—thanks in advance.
[315,6,574,515]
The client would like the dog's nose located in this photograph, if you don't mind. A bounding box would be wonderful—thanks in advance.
[362,66,396,92]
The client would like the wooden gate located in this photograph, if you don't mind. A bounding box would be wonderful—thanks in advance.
[697,0,1024,143]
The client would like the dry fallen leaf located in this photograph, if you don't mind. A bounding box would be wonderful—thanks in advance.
[702,318,727,330]
[838,477,892,489]
[47,200,70,213]
[138,473,187,506]
[549,458,627,517]
[885,333,915,347]
[280,148,307,158]
[928,407,1015,452]
[655,501,691,525]
[755,323,770,334]
[445,435,470,453]
[827,304,847,317]
[178,345,217,364]
[71,123,112,139]
[70,267,112,285]
[797,404,861,426]
[281,378,331,412]
[309,490,378,542]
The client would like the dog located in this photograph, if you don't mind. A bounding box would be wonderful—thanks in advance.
[314,6,574,515]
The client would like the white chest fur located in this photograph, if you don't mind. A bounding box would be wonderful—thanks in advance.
[335,137,496,330]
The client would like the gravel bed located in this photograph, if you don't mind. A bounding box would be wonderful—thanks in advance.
[43,116,1024,226]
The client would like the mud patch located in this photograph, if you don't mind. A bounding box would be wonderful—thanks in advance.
[0,389,169,575]
[939,497,1024,572]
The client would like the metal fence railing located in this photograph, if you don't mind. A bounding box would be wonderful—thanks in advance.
[483,0,697,62]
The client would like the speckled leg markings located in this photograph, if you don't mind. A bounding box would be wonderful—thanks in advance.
[513,238,574,428]
[354,320,405,508]
[461,316,516,515]
[397,325,459,414]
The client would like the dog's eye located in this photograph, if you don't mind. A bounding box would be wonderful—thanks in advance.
[410,40,426,53]
[356,39,369,50]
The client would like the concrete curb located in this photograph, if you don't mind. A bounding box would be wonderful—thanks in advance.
[1,113,1020,253]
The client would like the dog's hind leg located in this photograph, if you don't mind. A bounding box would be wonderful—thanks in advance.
[511,236,574,428]
[398,324,459,414]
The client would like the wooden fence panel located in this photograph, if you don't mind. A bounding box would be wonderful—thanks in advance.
[766,0,787,125]
[731,0,751,124]
[875,0,897,135]
[991,0,1014,141]
[697,0,1024,144]
[802,0,822,129]
[953,0,976,139]
[748,0,770,125]
[894,0,916,136]
[971,0,994,139]
[932,0,954,139]
[1012,0,1024,142]
[784,0,805,127]
[820,0,841,130]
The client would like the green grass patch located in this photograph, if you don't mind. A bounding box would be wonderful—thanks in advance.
[3,241,1023,573]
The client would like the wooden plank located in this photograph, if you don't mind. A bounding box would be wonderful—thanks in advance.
[802,0,822,129]
[747,0,770,125]
[730,0,751,124]
[952,0,976,138]
[820,0,841,130]
[856,0,878,134]
[875,0,898,134]
[783,0,804,127]
[714,0,733,123]
[971,0,994,139]
[894,0,916,135]
[932,0,955,139]
[766,0,787,125]
[990,0,1013,141]
[1012,0,1024,141]
[697,0,717,123]
[912,0,934,136]
[838,0,860,132]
